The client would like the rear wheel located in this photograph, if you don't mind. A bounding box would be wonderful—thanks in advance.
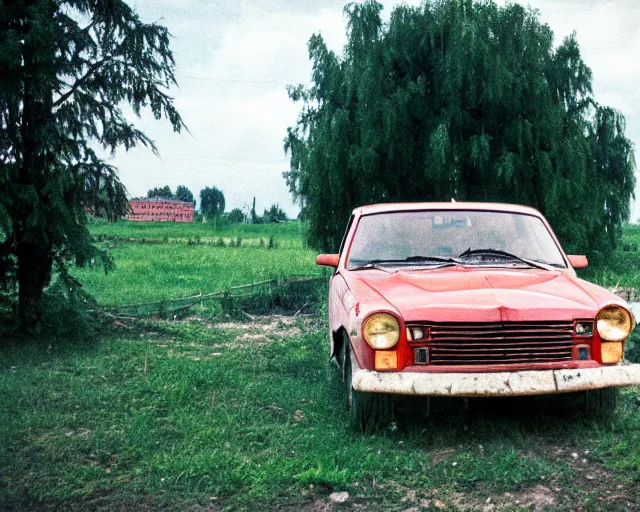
[342,340,395,432]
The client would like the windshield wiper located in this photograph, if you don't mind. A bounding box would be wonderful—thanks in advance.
[351,256,460,271]
[349,261,394,272]
[403,255,460,264]
[457,248,556,271]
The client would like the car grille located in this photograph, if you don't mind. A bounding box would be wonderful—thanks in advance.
[409,322,575,366]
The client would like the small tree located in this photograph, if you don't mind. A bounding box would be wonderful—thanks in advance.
[250,197,262,224]
[175,185,195,206]
[0,0,184,331]
[227,208,246,224]
[200,187,225,218]
[147,186,174,200]
[263,204,287,223]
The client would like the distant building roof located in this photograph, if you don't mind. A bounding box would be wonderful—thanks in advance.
[130,198,194,206]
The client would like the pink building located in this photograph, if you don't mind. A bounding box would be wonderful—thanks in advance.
[126,199,194,222]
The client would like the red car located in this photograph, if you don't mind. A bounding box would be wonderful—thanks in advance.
[317,203,639,429]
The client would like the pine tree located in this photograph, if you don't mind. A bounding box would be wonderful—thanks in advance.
[284,0,636,257]
[84,163,130,221]
[0,0,184,331]
[250,197,259,224]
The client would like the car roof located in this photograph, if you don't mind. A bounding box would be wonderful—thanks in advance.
[354,202,543,216]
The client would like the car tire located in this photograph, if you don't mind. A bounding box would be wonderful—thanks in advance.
[585,387,619,415]
[343,341,395,432]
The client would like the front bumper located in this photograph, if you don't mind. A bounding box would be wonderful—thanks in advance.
[351,364,640,397]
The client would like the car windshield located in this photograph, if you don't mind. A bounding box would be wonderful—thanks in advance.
[347,210,566,269]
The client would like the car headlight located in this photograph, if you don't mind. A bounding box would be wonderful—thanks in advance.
[363,313,400,349]
[596,305,635,342]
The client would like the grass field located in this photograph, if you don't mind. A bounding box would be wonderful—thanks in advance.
[2,221,640,510]
[2,316,640,511]
[75,221,322,306]
[88,218,308,246]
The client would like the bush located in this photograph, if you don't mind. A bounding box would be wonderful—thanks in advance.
[263,204,287,223]
[39,278,97,343]
[207,214,227,230]
[219,279,326,317]
[626,330,640,363]
[227,208,246,224]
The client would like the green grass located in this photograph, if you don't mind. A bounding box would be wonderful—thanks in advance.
[2,222,640,510]
[75,243,321,306]
[3,318,640,511]
[75,221,322,306]
[89,219,307,246]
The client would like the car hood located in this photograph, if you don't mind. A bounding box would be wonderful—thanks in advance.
[346,267,625,323]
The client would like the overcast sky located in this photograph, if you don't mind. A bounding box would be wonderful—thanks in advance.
[114,0,640,221]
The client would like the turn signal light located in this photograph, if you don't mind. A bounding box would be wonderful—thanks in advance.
[601,342,623,364]
[375,351,397,371]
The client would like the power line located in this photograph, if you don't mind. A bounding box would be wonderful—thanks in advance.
[181,74,287,86]
[158,154,285,166]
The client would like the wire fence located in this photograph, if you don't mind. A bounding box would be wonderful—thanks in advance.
[104,275,328,319]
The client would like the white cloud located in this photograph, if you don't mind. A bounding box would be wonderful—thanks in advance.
[112,4,349,217]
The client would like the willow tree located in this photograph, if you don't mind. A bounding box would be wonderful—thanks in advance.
[200,186,225,218]
[0,0,184,331]
[284,0,636,256]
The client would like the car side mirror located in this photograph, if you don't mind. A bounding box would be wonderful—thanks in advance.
[568,255,588,269]
[316,254,339,267]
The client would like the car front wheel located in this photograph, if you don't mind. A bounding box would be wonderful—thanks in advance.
[585,387,619,415]
[342,340,395,432]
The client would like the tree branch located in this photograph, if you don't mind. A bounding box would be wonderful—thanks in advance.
[81,17,99,35]
[53,58,110,108]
